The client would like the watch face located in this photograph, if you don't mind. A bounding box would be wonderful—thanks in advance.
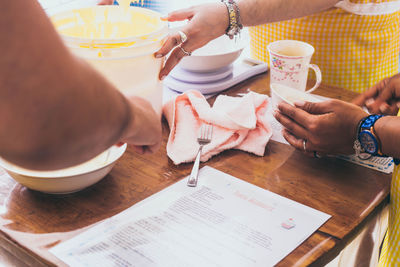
[359,131,378,154]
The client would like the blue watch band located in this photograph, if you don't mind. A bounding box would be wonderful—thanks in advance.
[360,114,384,130]
[358,114,385,156]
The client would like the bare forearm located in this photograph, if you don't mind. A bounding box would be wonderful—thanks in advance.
[374,116,400,159]
[238,0,340,26]
[0,0,131,169]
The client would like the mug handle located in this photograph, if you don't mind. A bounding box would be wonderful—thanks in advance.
[305,64,322,93]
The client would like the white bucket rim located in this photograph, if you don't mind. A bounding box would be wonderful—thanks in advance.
[67,35,164,60]
[52,5,168,45]
[82,48,160,61]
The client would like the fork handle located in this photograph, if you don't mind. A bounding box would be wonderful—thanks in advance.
[187,145,203,187]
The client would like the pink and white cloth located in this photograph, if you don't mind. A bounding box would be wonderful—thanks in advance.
[163,90,272,165]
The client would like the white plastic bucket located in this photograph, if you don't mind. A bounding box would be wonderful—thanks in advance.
[51,6,168,115]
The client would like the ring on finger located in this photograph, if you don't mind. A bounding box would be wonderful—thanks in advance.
[179,45,192,57]
[314,151,322,158]
[303,139,307,152]
[177,30,188,44]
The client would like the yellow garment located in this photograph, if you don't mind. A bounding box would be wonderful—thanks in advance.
[378,111,400,266]
[249,1,400,93]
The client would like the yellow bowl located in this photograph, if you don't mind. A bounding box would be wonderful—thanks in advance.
[0,144,127,194]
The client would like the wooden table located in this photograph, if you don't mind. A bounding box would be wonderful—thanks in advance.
[0,72,391,266]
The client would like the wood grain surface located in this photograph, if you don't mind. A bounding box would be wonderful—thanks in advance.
[0,72,391,266]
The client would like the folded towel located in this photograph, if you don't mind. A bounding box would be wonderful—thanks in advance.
[163,90,272,165]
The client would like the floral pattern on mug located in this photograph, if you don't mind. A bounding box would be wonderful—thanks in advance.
[289,64,302,71]
[271,72,300,84]
[272,57,284,70]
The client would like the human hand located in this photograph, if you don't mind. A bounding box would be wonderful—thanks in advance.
[121,96,162,154]
[90,1,163,153]
[155,3,229,80]
[97,0,113,4]
[352,73,400,115]
[274,100,367,156]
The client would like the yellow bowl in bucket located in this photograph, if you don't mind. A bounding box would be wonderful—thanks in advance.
[51,6,168,115]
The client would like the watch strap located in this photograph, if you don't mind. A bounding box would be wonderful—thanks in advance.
[357,114,386,156]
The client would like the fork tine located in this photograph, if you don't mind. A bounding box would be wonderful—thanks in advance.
[204,124,209,139]
[197,124,213,142]
[210,125,213,139]
[198,124,205,139]
[203,124,209,140]
[207,124,213,140]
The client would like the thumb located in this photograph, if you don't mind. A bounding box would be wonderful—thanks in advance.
[161,8,194,22]
[372,81,400,112]
[97,0,114,4]
[294,100,334,115]
[352,94,367,107]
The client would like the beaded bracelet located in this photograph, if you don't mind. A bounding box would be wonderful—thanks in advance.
[221,0,243,39]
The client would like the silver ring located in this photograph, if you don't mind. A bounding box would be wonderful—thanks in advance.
[179,46,192,57]
[314,151,322,158]
[178,30,188,44]
[303,139,307,152]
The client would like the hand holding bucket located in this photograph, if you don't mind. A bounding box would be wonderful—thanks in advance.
[267,40,322,93]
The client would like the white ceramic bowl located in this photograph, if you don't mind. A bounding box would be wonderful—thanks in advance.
[0,144,127,194]
[178,35,246,72]
[270,83,322,109]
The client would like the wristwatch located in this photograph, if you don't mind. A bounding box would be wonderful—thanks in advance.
[353,139,372,160]
[354,114,385,158]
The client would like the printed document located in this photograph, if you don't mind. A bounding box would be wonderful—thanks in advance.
[51,166,330,267]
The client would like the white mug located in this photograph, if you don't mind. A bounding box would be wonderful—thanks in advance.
[267,40,322,93]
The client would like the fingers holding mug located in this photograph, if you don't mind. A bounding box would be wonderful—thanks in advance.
[281,129,315,157]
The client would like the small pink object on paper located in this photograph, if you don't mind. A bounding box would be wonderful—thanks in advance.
[282,218,296,229]
[163,90,272,165]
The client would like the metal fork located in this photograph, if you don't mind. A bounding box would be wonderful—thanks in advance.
[187,124,213,187]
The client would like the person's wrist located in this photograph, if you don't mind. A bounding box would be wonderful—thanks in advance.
[119,96,138,142]
[221,0,242,39]
[217,2,230,36]
[353,112,369,140]
[351,111,369,158]
[373,116,387,155]
[373,116,400,164]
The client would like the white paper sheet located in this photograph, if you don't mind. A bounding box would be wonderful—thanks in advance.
[51,167,330,267]
[265,106,289,145]
[337,154,394,174]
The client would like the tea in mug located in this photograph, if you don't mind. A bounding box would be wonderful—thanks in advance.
[276,46,307,57]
